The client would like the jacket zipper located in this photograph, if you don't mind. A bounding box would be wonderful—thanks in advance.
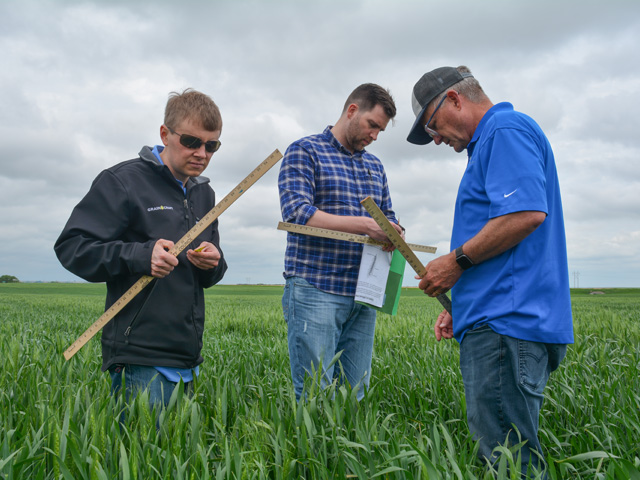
[122,184,203,357]
[123,184,188,343]
[185,191,201,362]
[123,279,158,344]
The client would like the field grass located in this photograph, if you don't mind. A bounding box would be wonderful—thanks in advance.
[0,283,639,479]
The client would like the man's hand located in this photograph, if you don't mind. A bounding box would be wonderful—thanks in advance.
[361,217,404,252]
[417,251,462,297]
[187,242,221,270]
[306,210,403,251]
[434,309,453,341]
[363,217,404,244]
[151,239,179,278]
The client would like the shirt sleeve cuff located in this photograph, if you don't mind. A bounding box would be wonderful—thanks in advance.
[296,204,318,225]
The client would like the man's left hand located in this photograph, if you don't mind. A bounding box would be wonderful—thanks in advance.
[417,251,462,297]
[187,242,221,270]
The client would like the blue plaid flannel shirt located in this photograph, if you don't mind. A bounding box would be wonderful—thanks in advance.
[278,126,397,296]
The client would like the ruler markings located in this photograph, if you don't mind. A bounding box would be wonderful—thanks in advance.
[277,222,437,254]
[360,196,452,314]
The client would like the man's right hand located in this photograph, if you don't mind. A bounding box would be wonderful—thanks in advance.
[364,217,404,243]
[434,309,453,341]
[306,210,404,249]
[151,239,179,278]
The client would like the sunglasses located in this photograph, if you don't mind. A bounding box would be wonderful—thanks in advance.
[423,94,448,138]
[167,126,221,153]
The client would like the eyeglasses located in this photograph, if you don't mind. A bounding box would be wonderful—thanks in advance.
[423,94,447,138]
[167,126,221,153]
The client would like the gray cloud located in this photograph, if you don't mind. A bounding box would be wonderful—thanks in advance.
[1,0,638,287]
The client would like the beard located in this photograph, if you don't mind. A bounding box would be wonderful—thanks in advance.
[344,117,368,152]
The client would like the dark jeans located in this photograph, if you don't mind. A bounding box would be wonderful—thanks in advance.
[460,325,566,477]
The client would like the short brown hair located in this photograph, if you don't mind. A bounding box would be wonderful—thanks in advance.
[164,88,222,132]
[343,83,396,119]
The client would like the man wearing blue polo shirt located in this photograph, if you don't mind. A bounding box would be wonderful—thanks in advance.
[407,66,573,477]
[279,83,403,401]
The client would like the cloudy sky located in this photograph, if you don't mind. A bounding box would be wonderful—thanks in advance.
[1,0,638,288]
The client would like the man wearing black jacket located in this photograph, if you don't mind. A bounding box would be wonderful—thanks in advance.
[55,89,228,409]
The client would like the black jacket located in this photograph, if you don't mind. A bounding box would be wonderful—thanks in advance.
[55,146,227,371]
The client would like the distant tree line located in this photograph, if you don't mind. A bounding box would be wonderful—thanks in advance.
[0,275,19,283]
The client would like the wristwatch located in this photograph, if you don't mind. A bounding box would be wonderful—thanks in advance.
[455,246,474,270]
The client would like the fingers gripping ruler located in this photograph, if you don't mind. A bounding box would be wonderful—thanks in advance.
[360,196,452,314]
[277,222,437,253]
[63,149,283,361]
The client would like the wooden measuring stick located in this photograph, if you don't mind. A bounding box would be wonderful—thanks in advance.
[63,149,283,361]
[277,222,437,253]
[360,196,452,314]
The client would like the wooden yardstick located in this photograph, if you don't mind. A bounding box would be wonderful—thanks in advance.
[360,196,452,314]
[277,222,437,253]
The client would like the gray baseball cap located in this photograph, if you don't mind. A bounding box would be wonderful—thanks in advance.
[407,66,473,145]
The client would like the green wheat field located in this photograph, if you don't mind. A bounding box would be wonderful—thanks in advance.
[0,283,639,479]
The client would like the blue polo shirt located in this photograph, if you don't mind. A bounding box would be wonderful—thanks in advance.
[451,103,573,345]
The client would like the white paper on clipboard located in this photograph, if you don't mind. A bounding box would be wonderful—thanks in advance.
[354,244,391,308]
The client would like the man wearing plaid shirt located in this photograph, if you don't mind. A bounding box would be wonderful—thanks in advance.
[278,83,403,400]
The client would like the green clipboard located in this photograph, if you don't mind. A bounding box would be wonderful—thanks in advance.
[357,249,406,316]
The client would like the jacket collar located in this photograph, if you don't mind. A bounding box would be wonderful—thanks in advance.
[138,145,210,187]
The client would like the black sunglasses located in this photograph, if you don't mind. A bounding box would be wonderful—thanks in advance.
[167,126,221,153]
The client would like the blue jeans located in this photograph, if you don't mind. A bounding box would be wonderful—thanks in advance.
[460,325,566,477]
[282,276,377,400]
[109,364,192,409]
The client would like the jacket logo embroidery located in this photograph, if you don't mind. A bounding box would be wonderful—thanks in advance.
[147,205,174,212]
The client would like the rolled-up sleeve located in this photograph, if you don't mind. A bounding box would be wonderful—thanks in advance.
[278,143,319,225]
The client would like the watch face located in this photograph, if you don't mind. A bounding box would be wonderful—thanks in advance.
[456,254,474,270]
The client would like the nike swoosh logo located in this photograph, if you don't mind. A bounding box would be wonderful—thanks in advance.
[503,189,518,198]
